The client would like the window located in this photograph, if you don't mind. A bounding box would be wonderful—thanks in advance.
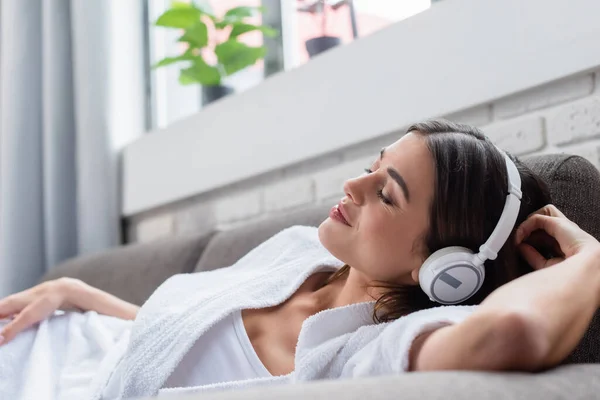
[144,0,432,129]
[145,0,267,129]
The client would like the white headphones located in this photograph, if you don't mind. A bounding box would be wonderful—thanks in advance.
[418,150,522,305]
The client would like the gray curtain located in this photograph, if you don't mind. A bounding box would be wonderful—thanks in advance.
[0,0,145,296]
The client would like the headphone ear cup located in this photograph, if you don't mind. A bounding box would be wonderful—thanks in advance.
[419,246,472,285]
[419,246,484,305]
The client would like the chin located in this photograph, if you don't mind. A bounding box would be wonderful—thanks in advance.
[318,218,351,264]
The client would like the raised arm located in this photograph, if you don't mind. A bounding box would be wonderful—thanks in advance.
[0,278,139,345]
[409,204,600,372]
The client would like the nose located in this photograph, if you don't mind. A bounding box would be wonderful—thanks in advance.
[342,176,365,205]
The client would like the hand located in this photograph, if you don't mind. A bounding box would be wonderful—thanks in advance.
[515,204,600,270]
[0,278,84,345]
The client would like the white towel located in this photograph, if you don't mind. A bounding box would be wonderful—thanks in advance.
[88,226,477,399]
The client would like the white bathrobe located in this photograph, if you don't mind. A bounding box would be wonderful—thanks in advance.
[89,226,478,399]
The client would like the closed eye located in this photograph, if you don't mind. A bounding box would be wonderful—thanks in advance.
[377,189,393,205]
[364,168,394,205]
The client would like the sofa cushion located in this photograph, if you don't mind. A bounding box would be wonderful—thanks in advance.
[521,154,600,365]
[182,364,599,400]
[41,232,214,305]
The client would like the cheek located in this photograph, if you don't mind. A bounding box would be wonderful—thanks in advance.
[360,211,407,255]
[359,209,424,262]
[362,208,407,240]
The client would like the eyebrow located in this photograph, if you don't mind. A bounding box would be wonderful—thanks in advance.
[380,148,411,202]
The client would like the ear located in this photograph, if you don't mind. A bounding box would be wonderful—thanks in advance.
[411,267,420,285]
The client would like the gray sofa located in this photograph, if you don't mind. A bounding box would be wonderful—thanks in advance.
[42,154,600,400]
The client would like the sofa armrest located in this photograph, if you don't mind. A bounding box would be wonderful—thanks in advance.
[40,232,214,306]
[155,364,600,400]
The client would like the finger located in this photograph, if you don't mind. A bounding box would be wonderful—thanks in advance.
[529,204,566,219]
[515,214,559,245]
[516,212,592,258]
[518,243,548,270]
[545,204,566,218]
[0,295,26,319]
[0,300,53,345]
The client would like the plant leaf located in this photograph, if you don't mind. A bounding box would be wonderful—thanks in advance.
[178,21,208,48]
[156,7,201,28]
[170,1,193,9]
[179,72,198,85]
[178,72,198,85]
[228,23,258,38]
[228,23,278,39]
[215,40,267,76]
[153,53,195,68]
[214,20,228,29]
[179,58,221,85]
[223,6,265,21]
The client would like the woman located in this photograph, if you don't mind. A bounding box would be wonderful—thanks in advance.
[1,120,599,399]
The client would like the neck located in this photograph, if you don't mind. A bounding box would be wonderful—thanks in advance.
[310,267,379,312]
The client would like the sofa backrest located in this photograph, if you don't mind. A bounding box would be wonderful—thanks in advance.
[194,154,600,364]
[42,231,214,306]
[194,204,331,273]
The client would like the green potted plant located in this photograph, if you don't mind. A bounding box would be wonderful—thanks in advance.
[153,1,278,105]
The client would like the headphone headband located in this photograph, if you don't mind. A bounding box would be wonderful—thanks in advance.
[474,151,522,265]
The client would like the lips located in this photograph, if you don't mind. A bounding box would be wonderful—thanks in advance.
[337,202,351,226]
[329,204,352,226]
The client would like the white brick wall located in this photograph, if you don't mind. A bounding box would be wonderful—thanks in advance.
[482,115,545,155]
[493,74,593,119]
[214,190,262,222]
[136,214,174,243]
[263,176,314,212]
[130,70,600,242]
[174,202,216,236]
[545,95,600,146]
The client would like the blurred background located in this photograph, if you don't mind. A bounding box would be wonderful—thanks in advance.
[1,0,600,296]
